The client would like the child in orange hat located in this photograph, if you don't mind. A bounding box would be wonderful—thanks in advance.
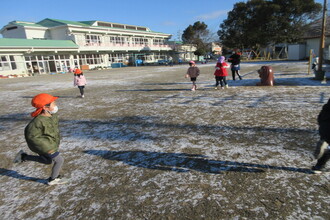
[74,68,87,98]
[14,93,67,185]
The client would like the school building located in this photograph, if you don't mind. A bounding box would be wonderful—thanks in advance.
[0,18,198,76]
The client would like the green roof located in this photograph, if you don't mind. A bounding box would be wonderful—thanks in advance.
[79,20,97,26]
[3,18,171,36]
[0,38,78,48]
[37,18,91,27]
[8,21,44,28]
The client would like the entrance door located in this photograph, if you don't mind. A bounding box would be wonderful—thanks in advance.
[49,61,56,72]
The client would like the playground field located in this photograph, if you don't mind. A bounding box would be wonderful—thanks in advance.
[0,61,329,219]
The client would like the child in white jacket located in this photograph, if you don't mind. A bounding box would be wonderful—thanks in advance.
[74,72,87,98]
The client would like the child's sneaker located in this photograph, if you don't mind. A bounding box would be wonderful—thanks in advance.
[47,175,68,185]
[314,140,328,159]
[221,86,224,89]
[311,165,324,174]
[13,150,26,163]
[81,95,85,98]
[225,84,229,88]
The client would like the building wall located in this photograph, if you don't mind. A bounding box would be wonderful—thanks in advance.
[306,39,320,58]
[1,26,27,39]
[288,44,306,60]
[25,29,49,39]
[49,27,70,40]
[0,54,28,75]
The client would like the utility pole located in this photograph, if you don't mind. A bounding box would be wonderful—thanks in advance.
[317,0,328,80]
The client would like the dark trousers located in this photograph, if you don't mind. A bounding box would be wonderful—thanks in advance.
[231,70,242,80]
[215,76,227,87]
[24,152,64,179]
[78,86,85,95]
[315,150,330,169]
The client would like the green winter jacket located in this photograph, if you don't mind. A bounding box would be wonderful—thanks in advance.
[24,114,60,155]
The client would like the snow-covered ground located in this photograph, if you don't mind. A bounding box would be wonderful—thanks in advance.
[0,61,329,219]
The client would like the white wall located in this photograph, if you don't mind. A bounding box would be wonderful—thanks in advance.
[49,27,70,40]
[288,44,306,60]
[25,29,48,39]
[305,39,319,58]
[1,26,27,39]
[0,54,28,76]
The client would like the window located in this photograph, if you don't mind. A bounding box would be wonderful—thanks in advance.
[9,56,17,70]
[6,26,17,31]
[109,36,128,45]
[137,27,147,31]
[79,54,103,65]
[109,53,127,63]
[0,56,10,71]
[97,22,112,28]
[154,53,167,60]
[113,24,125,29]
[126,26,136,30]
[86,35,101,45]
[153,39,165,45]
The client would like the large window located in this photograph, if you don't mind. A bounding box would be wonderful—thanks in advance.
[110,36,128,45]
[153,39,165,45]
[24,54,72,74]
[0,56,10,71]
[109,53,129,63]
[79,54,103,65]
[132,37,149,45]
[86,35,101,45]
[154,53,167,60]
[0,55,18,71]
[9,56,17,70]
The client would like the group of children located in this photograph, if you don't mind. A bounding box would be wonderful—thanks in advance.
[12,57,330,186]
[185,54,242,91]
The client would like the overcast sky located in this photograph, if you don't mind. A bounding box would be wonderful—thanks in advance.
[0,0,326,40]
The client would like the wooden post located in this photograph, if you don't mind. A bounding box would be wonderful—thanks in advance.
[308,49,313,75]
[316,0,328,80]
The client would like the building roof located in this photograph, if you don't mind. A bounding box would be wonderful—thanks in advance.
[0,38,78,48]
[1,18,170,36]
[303,17,330,39]
[5,21,45,28]
[37,18,91,27]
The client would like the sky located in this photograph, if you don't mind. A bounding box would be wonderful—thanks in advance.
[0,0,326,40]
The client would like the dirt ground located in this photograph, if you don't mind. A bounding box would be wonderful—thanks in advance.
[0,61,329,219]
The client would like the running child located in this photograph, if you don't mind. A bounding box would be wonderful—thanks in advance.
[228,50,242,80]
[14,93,66,185]
[74,68,87,98]
[185,61,200,91]
[312,98,330,173]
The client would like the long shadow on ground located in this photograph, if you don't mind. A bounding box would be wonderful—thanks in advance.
[84,150,314,174]
[0,168,47,184]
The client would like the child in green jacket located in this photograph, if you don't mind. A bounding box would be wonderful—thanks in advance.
[14,93,66,185]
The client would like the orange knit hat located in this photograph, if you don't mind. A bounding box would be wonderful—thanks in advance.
[74,68,83,74]
[31,93,58,117]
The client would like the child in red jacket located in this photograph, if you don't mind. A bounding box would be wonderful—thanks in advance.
[214,56,229,89]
